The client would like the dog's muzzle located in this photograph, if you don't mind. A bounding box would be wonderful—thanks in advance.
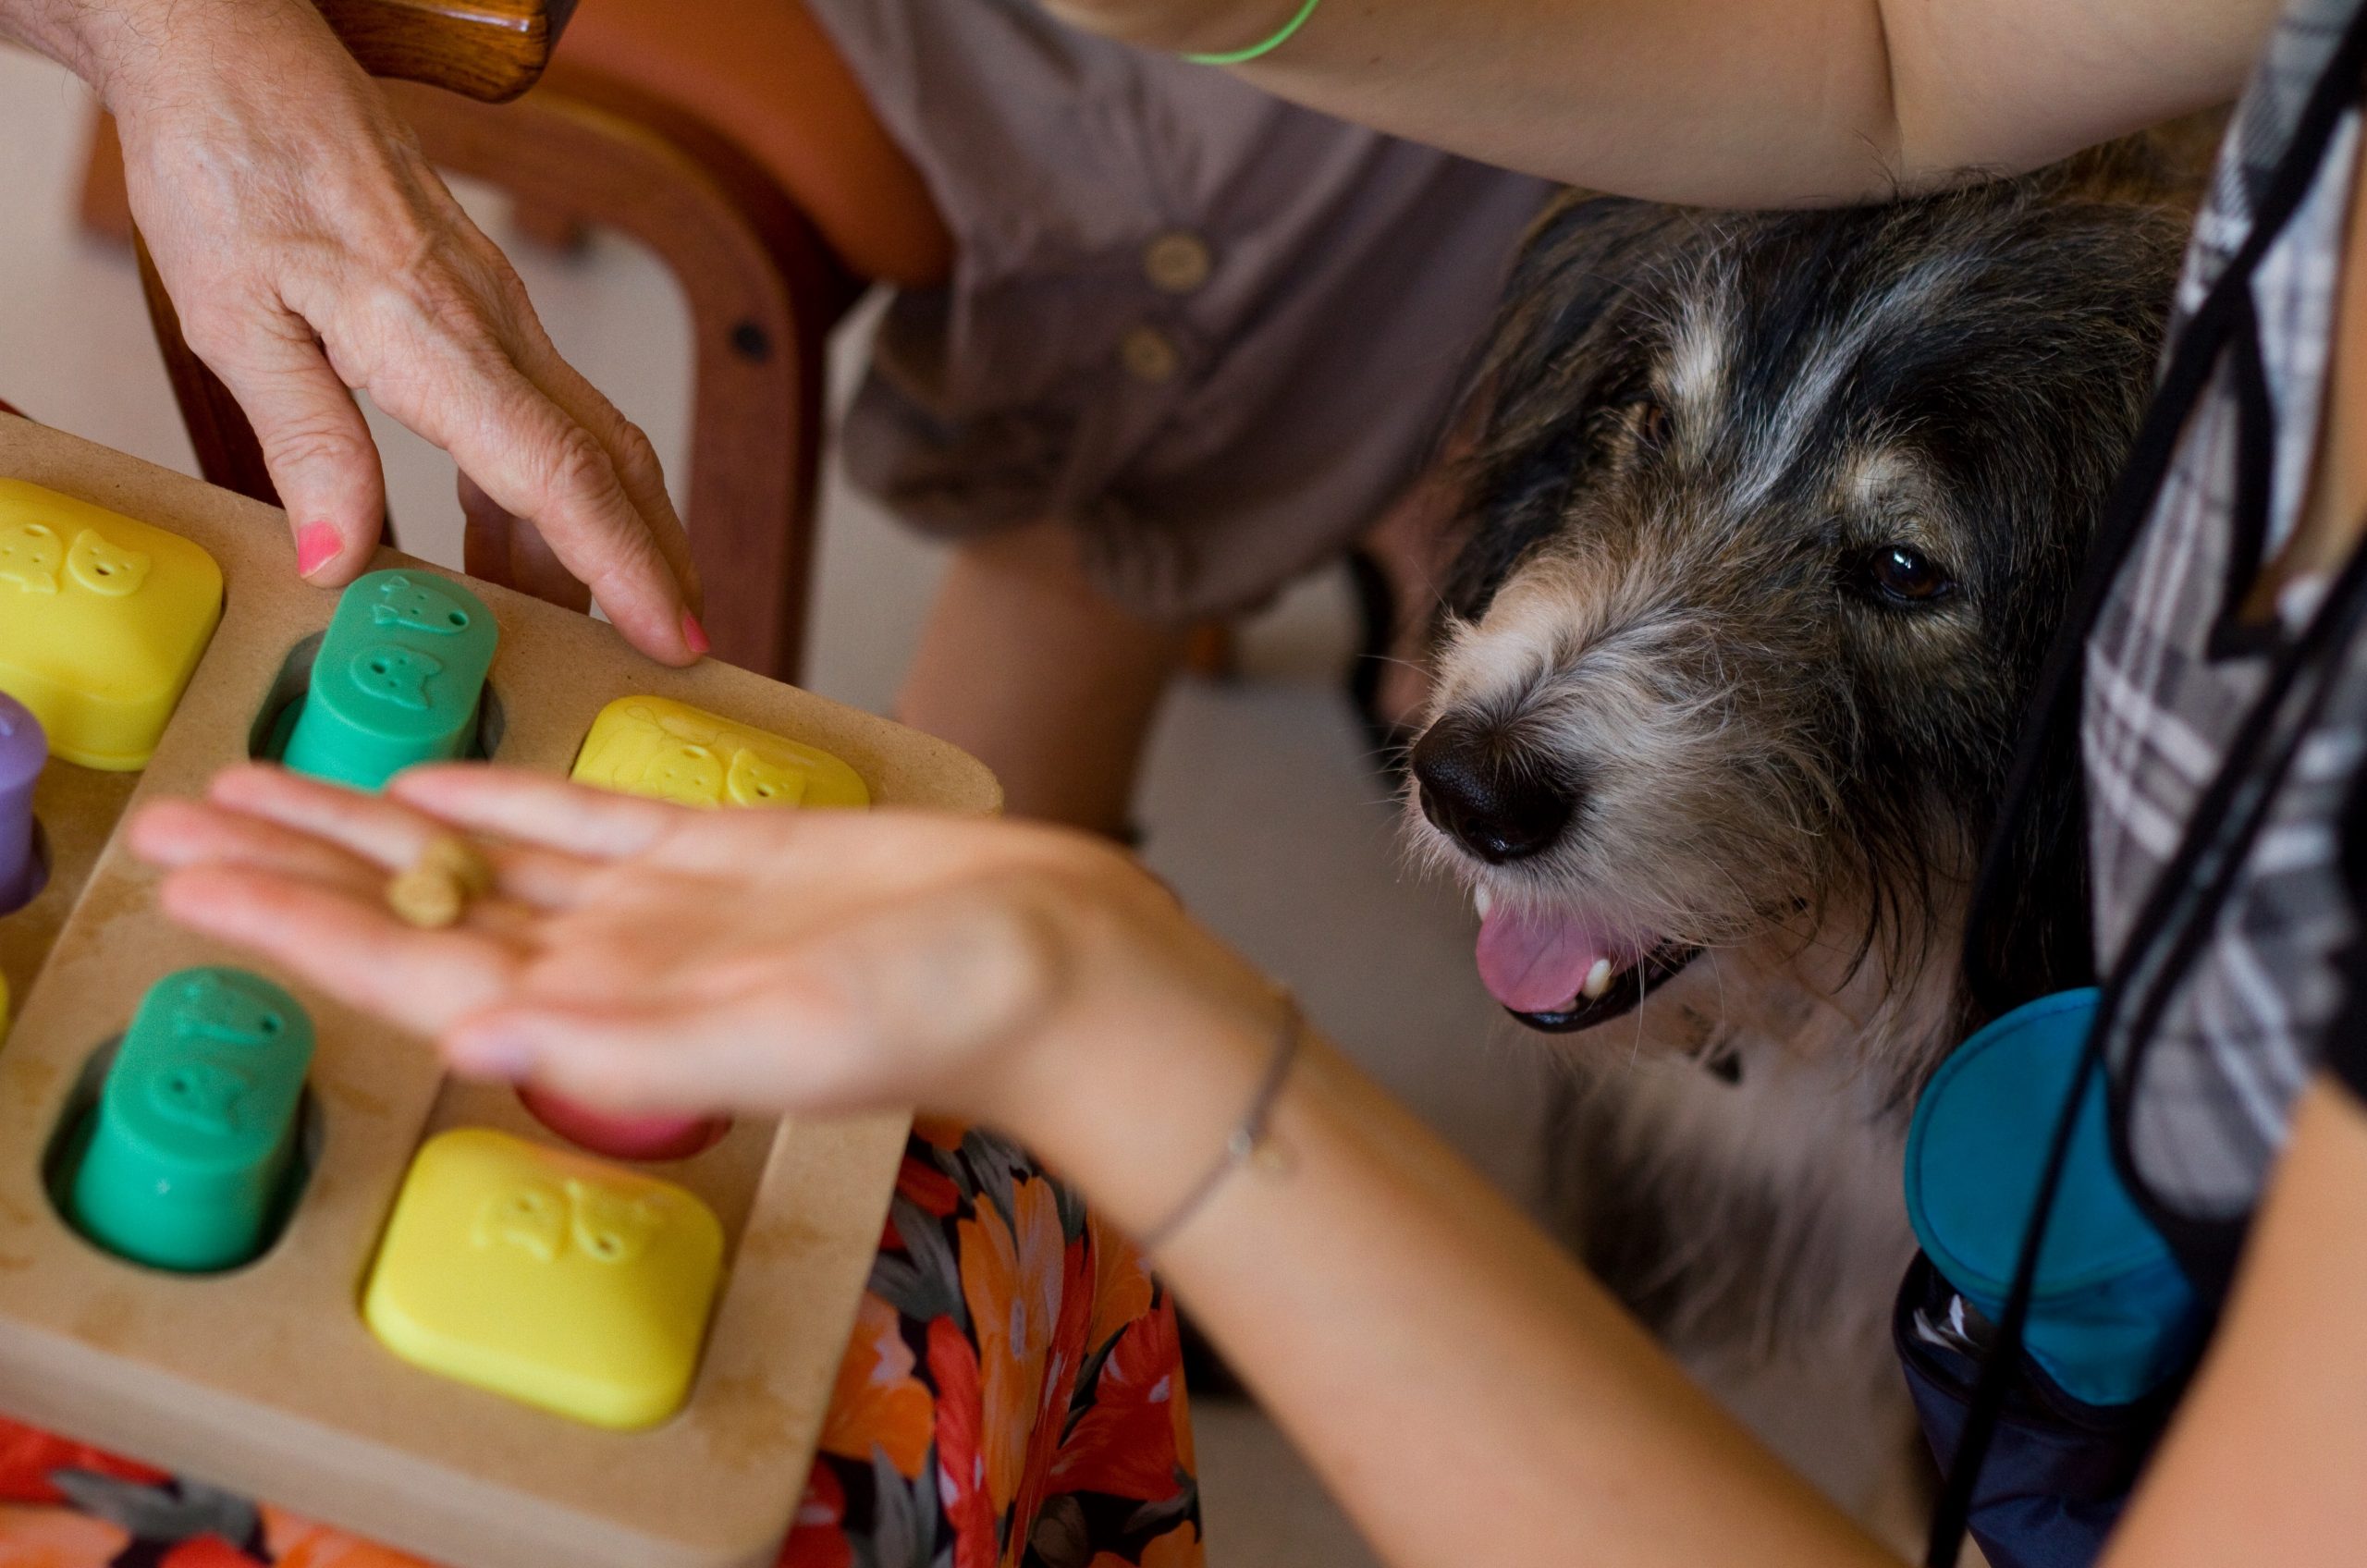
[1410,714,1576,864]
[1414,713,1711,1033]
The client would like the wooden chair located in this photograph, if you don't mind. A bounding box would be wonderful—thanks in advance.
[80,0,954,683]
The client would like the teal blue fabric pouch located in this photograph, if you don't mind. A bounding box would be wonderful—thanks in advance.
[1905,989,2201,1408]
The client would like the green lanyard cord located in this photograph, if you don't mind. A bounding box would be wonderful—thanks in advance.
[1184,0,1325,64]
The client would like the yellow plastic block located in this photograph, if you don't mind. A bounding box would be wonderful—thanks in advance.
[363,1128,726,1430]
[0,481,224,770]
[570,696,869,810]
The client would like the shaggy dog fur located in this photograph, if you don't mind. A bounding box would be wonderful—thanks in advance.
[1404,143,2200,1435]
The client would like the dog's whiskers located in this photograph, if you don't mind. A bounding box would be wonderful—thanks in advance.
[1405,139,2196,1440]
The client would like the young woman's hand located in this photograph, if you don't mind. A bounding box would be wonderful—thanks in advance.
[126,765,1275,1135]
[3,0,704,663]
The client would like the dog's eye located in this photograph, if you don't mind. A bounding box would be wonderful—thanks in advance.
[1631,398,1672,452]
[1854,545,1956,606]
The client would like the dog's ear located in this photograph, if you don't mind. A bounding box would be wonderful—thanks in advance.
[1444,195,1696,619]
[2039,116,2222,211]
[1956,156,2193,1021]
[1967,696,2098,1019]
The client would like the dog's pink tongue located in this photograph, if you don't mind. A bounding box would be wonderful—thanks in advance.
[1476,906,1617,1013]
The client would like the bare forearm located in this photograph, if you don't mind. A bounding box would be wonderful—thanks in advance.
[137,758,2367,1564]
[0,0,142,92]
[0,0,304,106]
[1009,1011,1899,1568]
[2100,1082,2367,1568]
[1047,0,2275,204]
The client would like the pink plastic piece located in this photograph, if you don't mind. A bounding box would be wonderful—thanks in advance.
[517,1085,729,1162]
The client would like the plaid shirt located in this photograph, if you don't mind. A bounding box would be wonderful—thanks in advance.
[2085,0,2367,1266]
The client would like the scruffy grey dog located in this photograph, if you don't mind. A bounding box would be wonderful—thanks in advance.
[1404,144,2196,1495]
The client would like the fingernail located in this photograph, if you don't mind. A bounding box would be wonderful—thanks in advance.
[447,1030,536,1083]
[295,523,341,579]
[681,612,711,658]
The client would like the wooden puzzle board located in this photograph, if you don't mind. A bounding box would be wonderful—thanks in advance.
[0,414,1002,1568]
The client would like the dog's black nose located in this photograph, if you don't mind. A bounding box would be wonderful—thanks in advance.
[1411,716,1576,864]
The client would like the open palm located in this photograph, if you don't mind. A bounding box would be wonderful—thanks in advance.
[128,765,1189,1126]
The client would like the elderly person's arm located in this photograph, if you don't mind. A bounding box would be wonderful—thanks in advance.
[1049,0,2279,205]
[0,0,705,663]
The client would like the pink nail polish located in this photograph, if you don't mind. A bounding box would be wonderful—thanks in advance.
[681,612,712,657]
[295,523,341,579]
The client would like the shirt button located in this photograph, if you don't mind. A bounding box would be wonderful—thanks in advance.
[1144,230,1215,295]
[1121,325,1181,385]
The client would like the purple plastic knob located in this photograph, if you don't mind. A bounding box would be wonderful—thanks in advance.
[0,692,46,914]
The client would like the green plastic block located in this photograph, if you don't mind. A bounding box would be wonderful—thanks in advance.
[280,570,497,790]
[68,967,315,1273]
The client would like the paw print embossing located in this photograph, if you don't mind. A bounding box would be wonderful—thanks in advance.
[473,1182,568,1262]
[369,572,474,636]
[67,530,153,597]
[349,645,446,710]
[142,1059,254,1137]
[640,743,725,804]
[565,1180,665,1266]
[0,521,61,594]
[725,748,809,808]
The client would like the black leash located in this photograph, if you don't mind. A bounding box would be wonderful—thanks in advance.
[1932,14,2367,1561]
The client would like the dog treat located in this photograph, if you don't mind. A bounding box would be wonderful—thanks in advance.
[386,867,463,929]
[418,832,496,898]
[386,835,493,929]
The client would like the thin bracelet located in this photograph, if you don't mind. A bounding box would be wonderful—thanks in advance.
[1184,0,1325,65]
[1135,989,1305,1255]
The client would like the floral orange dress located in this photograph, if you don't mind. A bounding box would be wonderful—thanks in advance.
[0,1121,1201,1568]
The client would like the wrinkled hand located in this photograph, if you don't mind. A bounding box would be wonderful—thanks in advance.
[460,471,593,615]
[93,0,704,661]
[128,766,1265,1130]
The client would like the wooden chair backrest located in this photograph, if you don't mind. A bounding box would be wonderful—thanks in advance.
[317,0,574,102]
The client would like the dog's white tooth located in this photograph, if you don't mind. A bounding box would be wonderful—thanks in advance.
[1473,885,1493,919]
[1582,958,1614,1000]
